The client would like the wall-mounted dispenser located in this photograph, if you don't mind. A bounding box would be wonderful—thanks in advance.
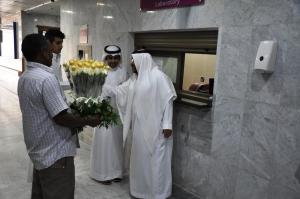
[254,40,277,73]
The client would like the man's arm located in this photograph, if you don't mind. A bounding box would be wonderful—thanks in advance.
[42,75,101,128]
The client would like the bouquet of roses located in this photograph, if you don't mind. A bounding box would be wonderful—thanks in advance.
[63,59,110,98]
[70,96,119,132]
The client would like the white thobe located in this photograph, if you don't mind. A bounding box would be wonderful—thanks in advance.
[130,100,173,199]
[90,66,127,181]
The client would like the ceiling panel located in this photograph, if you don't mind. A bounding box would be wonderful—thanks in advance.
[26,1,60,16]
[0,0,52,17]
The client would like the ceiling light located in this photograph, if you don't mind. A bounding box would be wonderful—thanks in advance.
[96,2,105,6]
[146,11,156,14]
[103,16,113,19]
[62,10,74,14]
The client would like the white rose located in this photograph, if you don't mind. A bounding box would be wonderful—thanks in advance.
[95,68,101,75]
[77,68,83,74]
[87,68,95,76]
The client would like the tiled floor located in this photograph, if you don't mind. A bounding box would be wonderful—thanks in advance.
[0,66,198,199]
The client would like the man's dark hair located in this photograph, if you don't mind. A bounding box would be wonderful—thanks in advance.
[21,34,49,62]
[45,29,65,43]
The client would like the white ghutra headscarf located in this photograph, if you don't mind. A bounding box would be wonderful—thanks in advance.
[102,45,122,61]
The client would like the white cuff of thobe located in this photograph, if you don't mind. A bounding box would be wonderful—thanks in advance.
[162,99,173,130]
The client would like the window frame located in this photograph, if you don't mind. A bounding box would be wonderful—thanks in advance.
[134,30,218,107]
[149,50,215,107]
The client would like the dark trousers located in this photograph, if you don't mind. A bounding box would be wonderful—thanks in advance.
[31,157,75,199]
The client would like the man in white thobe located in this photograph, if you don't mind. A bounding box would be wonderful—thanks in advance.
[106,50,177,198]
[90,45,127,185]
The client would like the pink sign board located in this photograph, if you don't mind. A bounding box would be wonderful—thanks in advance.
[79,24,88,44]
[140,0,204,11]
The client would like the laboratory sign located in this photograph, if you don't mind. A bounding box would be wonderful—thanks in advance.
[140,0,204,11]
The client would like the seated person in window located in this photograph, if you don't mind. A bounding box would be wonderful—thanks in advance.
[188,76,209,93]
[198,84,209,93]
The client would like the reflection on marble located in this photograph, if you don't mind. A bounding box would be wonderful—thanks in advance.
[239,102,279,180]
[292,0,300,23]
[174,104,213,154]
[215,26,252,100]
[211,96,243,154]
[295,165,300,184]
[283,23,300,75]
[207,96,243,199]
[234,171,271,199]
[172,103,212,198]
[253,0,293,26]
[170,184,202,199]
[270,185,300,199]
[140,8,188,31]
[187,0,224,28]
[285,42,300,76]
[223,0,255,26]
[273,106,300,197]
[280,75,300,109]
[247,71,283,104]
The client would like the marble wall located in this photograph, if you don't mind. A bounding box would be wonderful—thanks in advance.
[173,103,213,198]
[60,0,300,198]
[209,0,300,198]
[21,12,60,39]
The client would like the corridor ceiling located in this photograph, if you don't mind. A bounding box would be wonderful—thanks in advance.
[0,0,59,17]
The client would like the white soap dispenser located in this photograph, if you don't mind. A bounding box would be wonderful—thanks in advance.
[254,40,277,73]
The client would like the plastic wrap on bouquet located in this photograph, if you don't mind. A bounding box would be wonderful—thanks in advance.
[63,59,109,98]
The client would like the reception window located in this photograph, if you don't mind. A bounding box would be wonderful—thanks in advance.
[134,30,218,107]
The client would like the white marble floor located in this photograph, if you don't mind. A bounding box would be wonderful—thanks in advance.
[0,67,131,199]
